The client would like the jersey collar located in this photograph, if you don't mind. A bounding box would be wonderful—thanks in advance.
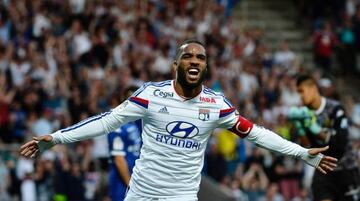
[315,97,326,115]
[172,80,203,101]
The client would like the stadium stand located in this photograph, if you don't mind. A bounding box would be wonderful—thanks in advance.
[0,0,359,201]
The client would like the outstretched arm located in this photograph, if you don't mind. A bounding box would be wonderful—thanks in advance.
[246,125,337,174]
[218,109,337,174]
[20,99,145,158]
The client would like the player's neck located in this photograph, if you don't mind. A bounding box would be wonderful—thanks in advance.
[310,95,322,110]
[174,80,202,99]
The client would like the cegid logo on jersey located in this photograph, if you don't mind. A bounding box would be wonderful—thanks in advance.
[155,121,201,150]
[153,89,174,98]
[200,97,216,103]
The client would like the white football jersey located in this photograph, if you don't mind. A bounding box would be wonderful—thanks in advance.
[50,79,314,198]
[126,80,246,197]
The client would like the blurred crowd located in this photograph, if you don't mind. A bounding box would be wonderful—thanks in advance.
[0,0,359,201]
[297,0,360,74]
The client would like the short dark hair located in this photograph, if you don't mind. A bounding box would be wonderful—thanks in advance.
[296,74,317,87]
[175,39,205,60]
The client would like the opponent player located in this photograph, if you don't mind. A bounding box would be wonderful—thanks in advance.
[108,86,142,201]
[20,39,337,201]
[296,75,359,201]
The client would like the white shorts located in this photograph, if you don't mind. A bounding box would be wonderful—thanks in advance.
[124,188,198,201]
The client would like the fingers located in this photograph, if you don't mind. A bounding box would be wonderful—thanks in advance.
[317,155,338,174]
[317,166,327,174]
[308,146,329,155]
[23,149,35,158]
[322,159,337,168]
[20,139,40,158]
[323,155,338,163]
[20,140,37,152]
[19,135,53,158]
[306,146,338,174]
[20,141,37,155]
[319,145,329,152]
[320,163,334,172]
[23,144,39,157]
[23,149,33,157]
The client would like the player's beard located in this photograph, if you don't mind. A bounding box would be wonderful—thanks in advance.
[177,66,206,90]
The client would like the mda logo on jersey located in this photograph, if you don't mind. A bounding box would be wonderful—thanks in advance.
[200,97,216,103]
[166,121,199,138]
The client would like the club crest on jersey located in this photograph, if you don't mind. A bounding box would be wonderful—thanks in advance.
[153,89,174,98]
[198,109,210,121]
[200,97,216,103]
[166,121,199,138]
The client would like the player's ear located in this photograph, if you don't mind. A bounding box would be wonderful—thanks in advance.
[172,60,177,77]
[204,61,211,80]
[173,60,178,69]
[204,61,209,75]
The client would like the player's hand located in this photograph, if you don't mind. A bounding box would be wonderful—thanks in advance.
[308,146,338,174]
[19,135,53,159]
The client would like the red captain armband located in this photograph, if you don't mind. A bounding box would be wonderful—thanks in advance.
[228,116,254,138]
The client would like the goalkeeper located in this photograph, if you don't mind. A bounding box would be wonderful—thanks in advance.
[292,75,360,201]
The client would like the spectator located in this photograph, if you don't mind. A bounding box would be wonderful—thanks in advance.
[0,158,10,201]
[313,22,338,73]
[242,163,269,201]
[271,156,303,200]
[259,182,285,201]
[344,94,360,140]
[230,179,249,201]
[0,45,11,72]
[337,19,357,75]
[0,5,10,45]
[279,76,301,107]
[21,172,37,201]
[153,45,172,77]
[352,5,360,52]
[274,40,297,70]
[291,187,311,201]
[66,19,92,61]
[30,109,54,137]
[205,138,227,183]
[216,129,239,174]
[238,61,259,98]
[275,114,292,140]
[34,158,55,201]
[6,159,21,200]
[9,53,31,87]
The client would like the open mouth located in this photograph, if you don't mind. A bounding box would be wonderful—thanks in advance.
[187,68,200,79]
